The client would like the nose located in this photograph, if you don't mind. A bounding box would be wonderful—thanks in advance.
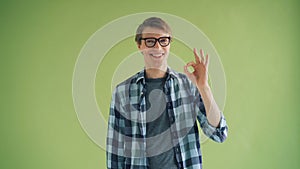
[153,40,162,49]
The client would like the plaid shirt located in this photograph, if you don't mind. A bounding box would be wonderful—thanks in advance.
[106,68,228,169]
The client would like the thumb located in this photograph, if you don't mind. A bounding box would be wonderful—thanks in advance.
[184,65,193,79]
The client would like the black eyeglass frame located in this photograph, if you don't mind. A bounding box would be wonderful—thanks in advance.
[140,36,172,48]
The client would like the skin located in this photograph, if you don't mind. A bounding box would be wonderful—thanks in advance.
[184,48,221,127]
[137,27,170,78]
[138,27,221,127]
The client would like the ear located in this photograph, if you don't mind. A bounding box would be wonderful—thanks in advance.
[137,43,141,49]
[136,43,143,55]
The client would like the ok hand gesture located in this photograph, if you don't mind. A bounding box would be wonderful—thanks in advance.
[184,48,210,89]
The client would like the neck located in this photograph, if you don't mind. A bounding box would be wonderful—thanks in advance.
[145,67,167,79]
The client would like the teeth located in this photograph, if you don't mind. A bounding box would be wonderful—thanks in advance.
[151,53,163,57]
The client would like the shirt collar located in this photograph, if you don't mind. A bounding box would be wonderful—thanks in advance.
[135,67,179,84]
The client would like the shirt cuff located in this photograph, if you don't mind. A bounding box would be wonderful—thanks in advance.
[202,112,228,142]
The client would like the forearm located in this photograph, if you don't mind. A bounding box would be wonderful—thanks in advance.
[197,84,221,127]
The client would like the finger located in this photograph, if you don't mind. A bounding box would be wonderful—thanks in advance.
[186,61,196,68]
[184,65,189,73]
[193,48,201,63]
[205,53,209,67]
[184,65,192,76]
[184,62,196,75]
[200,49,205,63]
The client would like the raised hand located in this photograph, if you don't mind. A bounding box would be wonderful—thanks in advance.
[184,48,210,88]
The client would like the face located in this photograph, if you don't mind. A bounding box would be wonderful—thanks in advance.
[137,27,171,71]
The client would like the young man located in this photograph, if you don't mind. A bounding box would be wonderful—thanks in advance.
[107,17,228,169]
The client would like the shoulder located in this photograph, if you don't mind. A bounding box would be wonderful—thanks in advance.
[113,71,141,95]
[169,68,197,95]
[169,68,194,87]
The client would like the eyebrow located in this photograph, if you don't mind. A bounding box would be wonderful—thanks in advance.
[141,35,170,38]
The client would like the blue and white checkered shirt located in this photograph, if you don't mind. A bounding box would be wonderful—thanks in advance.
[106,67,228,169]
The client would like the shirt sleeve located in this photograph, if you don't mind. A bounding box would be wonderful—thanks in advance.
[106,88,125,169]
[193,88,228,143]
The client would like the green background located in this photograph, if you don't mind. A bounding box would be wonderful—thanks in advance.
[1,0,299,169]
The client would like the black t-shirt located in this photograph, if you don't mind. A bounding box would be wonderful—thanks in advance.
[145,76,177,169]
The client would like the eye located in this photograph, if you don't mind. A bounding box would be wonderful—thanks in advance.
[160,39,167,43]
[145,39,156,46]
[159,38,169,45]
[146,39,155,43]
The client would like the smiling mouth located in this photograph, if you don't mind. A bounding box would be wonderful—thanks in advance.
[150,53,164,58]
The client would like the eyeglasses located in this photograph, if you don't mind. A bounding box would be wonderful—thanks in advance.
[140,36,171,48]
